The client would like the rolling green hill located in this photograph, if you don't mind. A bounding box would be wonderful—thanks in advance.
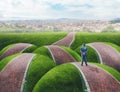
[33,63,84,92]
[71,32,120,50]
[1,32,120,50]
[0,32,120,92]
[0,32,67,50]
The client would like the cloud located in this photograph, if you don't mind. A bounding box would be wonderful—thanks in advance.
[0,0,120,20]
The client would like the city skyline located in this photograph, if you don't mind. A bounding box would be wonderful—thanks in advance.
[0,0,120,20]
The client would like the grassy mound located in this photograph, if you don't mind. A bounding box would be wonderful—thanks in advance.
[0,44,15,56]
[71,33,120,50]
[0,32,67,50]
[75,45,99,63]
[33,46,52,59]
[1,32,120,51]
[23,55,56,92]
[93,63,120,82]
[60,46,81,62]
[0,54,21,72]
[23,45,37,53]
[0,43,37,60]
[103,42,120,53]
[33,63,84,92]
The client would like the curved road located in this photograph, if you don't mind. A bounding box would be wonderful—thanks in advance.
[47,45,76,64]
[53,32,75,47]
[72,62,120,92]
[0,43,32,60]
[88,42,120,72]
[0,53,35,92]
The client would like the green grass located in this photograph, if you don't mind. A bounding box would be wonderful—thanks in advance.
[75,45,99,63]
[33,46,52,59]
[93,63,120,82]
[1,32,120,92]
[0,54,21,72]
[23,54,56,92]
[1,32,120,51]
[0,44,15,56]
[60,46,81,62]
[33,63,84,92]
[23,45,37,53]
[103,42,120,53]
[71,32,120,50]
[0,32,67,50]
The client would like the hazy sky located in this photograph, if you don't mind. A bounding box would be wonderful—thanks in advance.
[0,0,120,20]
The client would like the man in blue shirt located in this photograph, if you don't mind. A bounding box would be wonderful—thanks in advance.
[80,43,88,66]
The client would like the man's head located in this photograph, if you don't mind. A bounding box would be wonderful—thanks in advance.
[83,43,85,47]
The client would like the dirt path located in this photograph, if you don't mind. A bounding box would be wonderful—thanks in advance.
[0,43,32,60]
[72,62,120,92]
[47,45,76,64]
[0,53,35,92]
[53,32,75,47]
[88,42,120,72]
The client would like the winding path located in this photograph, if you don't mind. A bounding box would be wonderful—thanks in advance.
[47,45,76,64]
[53,32,75,47]
[72,62,120,92]
[88,42,120,72]
[0,53,35,92]
[0,43,32,60]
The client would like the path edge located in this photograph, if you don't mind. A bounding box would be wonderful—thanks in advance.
[20,54,36,92]
[91,64,120,84]
[69,32,76,47]
[72,63,91,92]
[45,46,56,64]
[87,44,103,64]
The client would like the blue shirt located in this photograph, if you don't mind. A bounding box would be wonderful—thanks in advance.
[80,46,87,57]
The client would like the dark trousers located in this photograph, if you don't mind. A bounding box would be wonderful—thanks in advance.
[81,56,87,66]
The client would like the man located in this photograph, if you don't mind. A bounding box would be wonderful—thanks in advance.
[80,43,88,66]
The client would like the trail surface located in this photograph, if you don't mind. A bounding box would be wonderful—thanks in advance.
[89,42,120,72]
[0,53,35,92]
[47,45,76,64]
[53,32,75,47]
[73,62,120,92]
[0,43,32,60]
